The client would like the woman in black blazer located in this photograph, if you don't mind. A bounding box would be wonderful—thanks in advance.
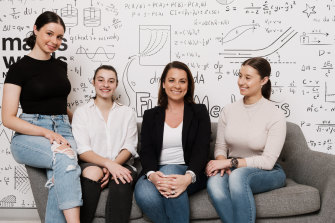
[134,61,211,223]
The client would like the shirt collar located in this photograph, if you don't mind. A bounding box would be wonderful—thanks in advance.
[87,99,120,110]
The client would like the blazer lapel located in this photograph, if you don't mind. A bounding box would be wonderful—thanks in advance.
[182,104,193,148]
[155,107,165,151]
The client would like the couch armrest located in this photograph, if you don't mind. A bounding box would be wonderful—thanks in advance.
[278,122,335,221]
[25,165,48,223]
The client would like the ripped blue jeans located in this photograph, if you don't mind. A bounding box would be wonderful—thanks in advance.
[10,113,82,223]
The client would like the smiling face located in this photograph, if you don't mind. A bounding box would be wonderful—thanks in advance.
[238,65,268,101]
[33,22,64,56]
[163,68,188,104]
[93,69,118,100]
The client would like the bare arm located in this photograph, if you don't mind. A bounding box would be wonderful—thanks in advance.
[1,83,69,145]
[67,108,73,123]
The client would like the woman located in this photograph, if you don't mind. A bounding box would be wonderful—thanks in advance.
[2,11,82,223]
[206,57,286,223]
[134,61,211,223]
[71,65,138,223]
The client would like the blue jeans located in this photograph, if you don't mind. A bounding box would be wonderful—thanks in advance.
[10,114,82,223]
[134,164,206,223]
[207,164,286,223]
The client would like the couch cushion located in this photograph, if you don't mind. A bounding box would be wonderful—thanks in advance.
[95,178,320,220]
[187,178,320,220]
[95,189,142,219]
[255,178,320,218]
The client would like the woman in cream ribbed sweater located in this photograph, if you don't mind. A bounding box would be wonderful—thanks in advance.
[206,57,286,223]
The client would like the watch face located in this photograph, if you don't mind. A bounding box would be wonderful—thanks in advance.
[231,158,238,168]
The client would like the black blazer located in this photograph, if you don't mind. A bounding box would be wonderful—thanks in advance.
[140,103,211,178]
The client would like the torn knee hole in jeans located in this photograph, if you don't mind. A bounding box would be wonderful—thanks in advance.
[51,142,75,159]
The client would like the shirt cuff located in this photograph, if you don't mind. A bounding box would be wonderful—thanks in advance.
[122,145,139,158]
[146,171,155,182]
[185,170,196,183]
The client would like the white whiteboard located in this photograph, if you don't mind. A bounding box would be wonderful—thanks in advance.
[0,0,334,209]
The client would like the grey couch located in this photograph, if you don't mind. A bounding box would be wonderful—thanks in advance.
[26,122,335,222]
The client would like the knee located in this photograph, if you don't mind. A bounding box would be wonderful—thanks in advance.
[229,169,249,192]
[207,175,229,200]
[82,166,103,182]
[109,181,132,195]
[51,143,76,159]
[134,177,157,204]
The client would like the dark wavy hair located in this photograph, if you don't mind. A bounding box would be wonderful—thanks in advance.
[242,57,272,99]
[158,61,195,108]
[26,11,65,49]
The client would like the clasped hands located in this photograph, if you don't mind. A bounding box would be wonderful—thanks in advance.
[148,171,192,198]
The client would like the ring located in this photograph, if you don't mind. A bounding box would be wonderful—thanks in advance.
[171,191,175,195]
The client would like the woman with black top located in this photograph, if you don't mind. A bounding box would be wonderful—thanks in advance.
[134,61,211,223]
[2,11,82,223]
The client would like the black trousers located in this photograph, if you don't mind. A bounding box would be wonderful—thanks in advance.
[80,163,137,223]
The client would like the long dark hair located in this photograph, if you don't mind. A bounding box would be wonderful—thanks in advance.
[158,61,195,108]
[242,57,272,99]
[26,11,66,49]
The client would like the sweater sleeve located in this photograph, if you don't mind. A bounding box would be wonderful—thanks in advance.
[245,115,286,170]
[214,108,229,159]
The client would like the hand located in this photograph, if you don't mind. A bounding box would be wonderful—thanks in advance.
[43,129,70,145]
[105,161,132,184]
[206,159,230,176]
[148,171,173,198]
[161,174,192,198]
[100,168,110,189]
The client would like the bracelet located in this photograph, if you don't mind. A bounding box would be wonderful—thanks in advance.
[185,170,196,183]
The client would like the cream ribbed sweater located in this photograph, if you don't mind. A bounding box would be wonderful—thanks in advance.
[215,97,286,170]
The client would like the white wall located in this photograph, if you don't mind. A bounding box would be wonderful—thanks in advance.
[0,0,334,215]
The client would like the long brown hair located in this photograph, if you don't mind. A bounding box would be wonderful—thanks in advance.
[158,61,195,108]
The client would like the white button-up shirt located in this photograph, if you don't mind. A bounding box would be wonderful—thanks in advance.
[72,100,138,165]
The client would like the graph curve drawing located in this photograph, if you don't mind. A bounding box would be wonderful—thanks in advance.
[139,25,171,66]
[217,23,260,44]
[221,27,298,58]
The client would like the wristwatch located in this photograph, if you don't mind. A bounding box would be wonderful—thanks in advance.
[230,158,239,168]
[185,170,196,183]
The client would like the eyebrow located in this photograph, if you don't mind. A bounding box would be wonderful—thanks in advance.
[97,77,115,80]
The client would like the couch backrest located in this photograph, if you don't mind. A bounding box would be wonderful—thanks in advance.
[136,122,298,168]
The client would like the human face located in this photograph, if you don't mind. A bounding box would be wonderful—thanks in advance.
[93,69,118,100]
[238,65,268,101]
[33,22,64,56]
[163,68,188,104]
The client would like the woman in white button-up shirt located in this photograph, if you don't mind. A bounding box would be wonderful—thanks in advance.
[72,65,138,223]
